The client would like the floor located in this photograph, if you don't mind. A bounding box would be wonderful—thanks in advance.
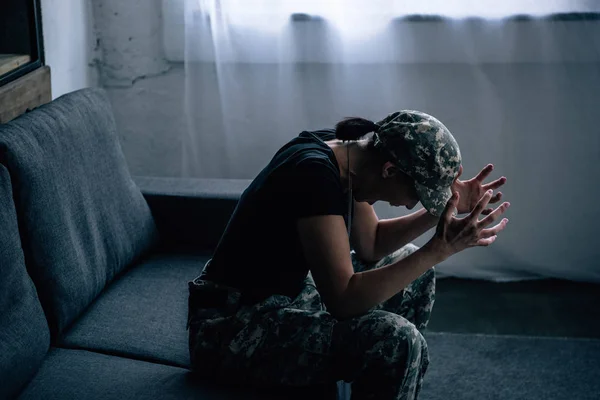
[336,277,600,400]
[427,277,600,339]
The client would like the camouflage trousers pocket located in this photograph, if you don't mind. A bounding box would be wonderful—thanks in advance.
[187,277,242,329]
[187,278,246,371]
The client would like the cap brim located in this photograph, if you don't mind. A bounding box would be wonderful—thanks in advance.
[415,182,454,217]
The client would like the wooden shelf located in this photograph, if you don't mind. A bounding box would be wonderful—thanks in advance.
[0,65,51,124]
[0,54,31,76]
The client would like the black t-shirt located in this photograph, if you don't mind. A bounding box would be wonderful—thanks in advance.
[201,129,351,301]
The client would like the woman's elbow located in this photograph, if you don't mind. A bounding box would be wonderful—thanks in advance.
[323,275,363,320]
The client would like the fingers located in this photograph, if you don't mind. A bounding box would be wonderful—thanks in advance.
[483,176,507,192]
[475,164,494,183]
[475,218,509,246]
[481,207,493,215]
[479,201,511,227]
[443,191,459,223]
[489,192,503,204]
[454,165,463,182]
[479,218,509,238]
[476,235,497,246]
[467,189,494,222]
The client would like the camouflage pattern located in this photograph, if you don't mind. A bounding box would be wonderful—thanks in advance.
[351,244,436,331]
[188,244,435,399]
[374,110,462,217]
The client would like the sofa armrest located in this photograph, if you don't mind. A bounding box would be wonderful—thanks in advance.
[132,176,251,254]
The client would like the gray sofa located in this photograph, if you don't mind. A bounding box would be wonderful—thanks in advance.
[0,88,339,399]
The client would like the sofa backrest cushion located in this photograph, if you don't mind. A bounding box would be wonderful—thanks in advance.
[0,164,50,399]
[0,88,158,339]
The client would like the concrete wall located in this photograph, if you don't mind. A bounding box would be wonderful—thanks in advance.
[91,0,170,87]
[41,0,98,98]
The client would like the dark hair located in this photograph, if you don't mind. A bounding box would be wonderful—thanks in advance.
[335,117,380,141]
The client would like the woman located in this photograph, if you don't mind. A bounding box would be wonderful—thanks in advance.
[187,110,509,399]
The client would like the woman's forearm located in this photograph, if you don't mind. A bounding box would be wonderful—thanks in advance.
[333,239,447,320]
[373,208,439,260]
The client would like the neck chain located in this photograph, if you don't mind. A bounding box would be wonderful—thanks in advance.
[347,144,352,237]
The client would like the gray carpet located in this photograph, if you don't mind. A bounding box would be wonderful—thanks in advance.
[419,332,600,400]
[337,332,600,400]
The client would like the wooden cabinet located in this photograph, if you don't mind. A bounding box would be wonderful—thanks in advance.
[0,0,50,123]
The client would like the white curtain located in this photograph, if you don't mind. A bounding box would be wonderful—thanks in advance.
[181,0,600,283]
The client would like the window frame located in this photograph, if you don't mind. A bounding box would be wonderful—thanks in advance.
[0,0,45,87]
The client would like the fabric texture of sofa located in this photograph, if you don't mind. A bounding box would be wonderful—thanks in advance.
[0,88,339,399]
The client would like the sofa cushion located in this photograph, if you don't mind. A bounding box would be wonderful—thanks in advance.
[0,88,158,339]
[18,348,337,400]
[59,253,208,368]
[0,165,50,399]
[17,348,234,400]
[133,176,250,253]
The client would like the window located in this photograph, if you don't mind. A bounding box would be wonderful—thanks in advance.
[0,0,44,86]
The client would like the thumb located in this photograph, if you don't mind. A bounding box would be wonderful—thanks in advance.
[443,191,459,221]
[454,165,463,182]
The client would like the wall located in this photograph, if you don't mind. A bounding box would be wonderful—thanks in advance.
[91,0,170,87]
[40,0,98,99]
[87,0,180,175]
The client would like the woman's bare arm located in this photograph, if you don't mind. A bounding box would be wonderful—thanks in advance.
[350,201,438,263]
[298,214,446,320]
[374,208,439,258]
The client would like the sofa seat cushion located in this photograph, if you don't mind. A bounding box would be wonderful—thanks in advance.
[18,348,338,400]
[59,253,208,368]
[0,88,158,338]
[17,348,238,400]
[0,165,50,399]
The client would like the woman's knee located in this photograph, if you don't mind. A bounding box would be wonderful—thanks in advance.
[354,311,427,364]
[332,311,429,385]
[396,243,420,259]
[376,243,420,268]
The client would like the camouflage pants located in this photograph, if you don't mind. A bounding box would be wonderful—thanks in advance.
[188,243,435,400]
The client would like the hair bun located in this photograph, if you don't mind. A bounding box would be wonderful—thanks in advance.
[335,117,379,141]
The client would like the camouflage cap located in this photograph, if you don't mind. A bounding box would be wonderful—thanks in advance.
[374,110,462,217]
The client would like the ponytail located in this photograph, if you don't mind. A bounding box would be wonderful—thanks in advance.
[335,117,380,141]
